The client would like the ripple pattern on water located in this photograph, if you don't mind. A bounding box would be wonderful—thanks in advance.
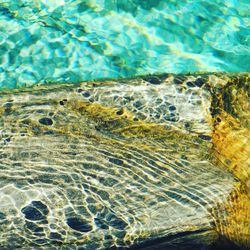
[0,0,249,89]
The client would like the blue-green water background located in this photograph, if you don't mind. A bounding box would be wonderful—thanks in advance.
[0,0,249,89]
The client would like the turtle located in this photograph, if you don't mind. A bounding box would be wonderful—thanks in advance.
[0,73,249,250]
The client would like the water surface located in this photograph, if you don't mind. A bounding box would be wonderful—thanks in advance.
[0,0,249,89]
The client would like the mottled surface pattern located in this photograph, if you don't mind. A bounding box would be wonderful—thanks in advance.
[0,74,249,249]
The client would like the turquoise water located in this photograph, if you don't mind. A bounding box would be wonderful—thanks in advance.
[0,0,249,89]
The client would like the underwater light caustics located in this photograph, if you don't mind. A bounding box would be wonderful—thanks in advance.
[0,73,249,249]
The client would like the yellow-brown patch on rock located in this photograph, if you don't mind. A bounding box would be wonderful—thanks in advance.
[210,74,250,248]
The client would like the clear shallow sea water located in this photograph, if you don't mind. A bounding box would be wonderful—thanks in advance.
[0,0,249,89]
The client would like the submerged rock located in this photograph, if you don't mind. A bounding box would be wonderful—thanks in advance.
[0,73,249,249]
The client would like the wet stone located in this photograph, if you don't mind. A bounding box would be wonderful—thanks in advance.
[82,242,100,250]
[157,196,166,202]
[216,117,222,123]
[66,217,92,232]
[94,218,109,229]
[78,206,91,217]
[27,178,34,185]
[3,102,13,108]
[171,117,179,122]
[20,152,29,158]
[164,114,179,122]
[169,105,176,111]
[88,205,98,214]
[106,213,128,230]
[133,101,143,110]
[35,174,53,184]
[39,117,53,126]
[113,229,126,239]
[173,76,185,85]
[82,163,102,171]
[194,77,205,87]
[116,109,124,115]
[3,103,12,115]
[21,201,49,221]
[43,130,54,135]
[82,182,90,190]
[36,109,45,114]
[0,212,6,220]
[154,113,160,119]
[109,158,123,166]
[25,221,44,233]
[186,81,196,87]
[96,208,128,230]
[82,91,90,97]
[5,137,11,142]
[143,75,167,85]
[198,134,212,141]
[34,238,47,245]
[97,190,110,200]
[21,205,45,221]
[31,201,49,215]
[136,112,147,120]
[155,98,162,104]
[49,232,63,240]
[124,96,134,102]
[99,177,118,187]
[104,234,113,242]
[164,191,184,202]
